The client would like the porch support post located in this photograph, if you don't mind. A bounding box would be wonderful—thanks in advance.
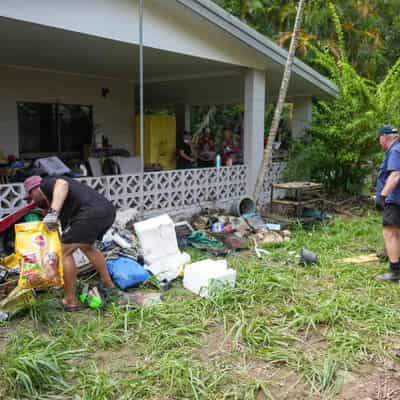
[244,68,266,194]
[176,103,191,133]
[291,97,313,139]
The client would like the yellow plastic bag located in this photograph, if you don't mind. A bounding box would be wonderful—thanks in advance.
[15,222,64,289]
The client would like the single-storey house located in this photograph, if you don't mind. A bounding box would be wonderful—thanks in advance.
[0,0,338,218]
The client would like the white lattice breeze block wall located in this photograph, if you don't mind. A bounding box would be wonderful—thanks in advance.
[0,164,289,219]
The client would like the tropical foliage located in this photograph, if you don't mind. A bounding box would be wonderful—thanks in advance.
[216,0,400,81]
[216,0,400,193]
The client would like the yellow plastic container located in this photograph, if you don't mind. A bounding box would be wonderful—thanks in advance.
[135,115,177,170]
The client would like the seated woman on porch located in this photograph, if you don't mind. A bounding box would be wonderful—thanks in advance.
[221,127,240,167]
[177,131,196,169]
[197,129,216,168]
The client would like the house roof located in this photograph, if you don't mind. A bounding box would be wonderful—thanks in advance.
[176,0,338,98]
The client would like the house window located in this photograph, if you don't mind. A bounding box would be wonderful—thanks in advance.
[17,102,93,156]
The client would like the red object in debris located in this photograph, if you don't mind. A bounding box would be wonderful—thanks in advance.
[0,202,37,234]
[223,224,234,233]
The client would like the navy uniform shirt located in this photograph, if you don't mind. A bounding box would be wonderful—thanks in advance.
[376,140,400,205]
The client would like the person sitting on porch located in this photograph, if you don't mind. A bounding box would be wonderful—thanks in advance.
[222,127,240,167]
[177,131,196,169]
[23,175,118,311]
[197,129,216,168]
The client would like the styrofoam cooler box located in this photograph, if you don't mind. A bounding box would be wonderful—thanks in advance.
[183,260,237,298]
[134,214,191,282]
[145,252,191,283]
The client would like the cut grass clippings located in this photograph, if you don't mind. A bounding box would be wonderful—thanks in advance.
[1,212,400,399]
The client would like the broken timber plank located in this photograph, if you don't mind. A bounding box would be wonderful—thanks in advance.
[339,254,380,264]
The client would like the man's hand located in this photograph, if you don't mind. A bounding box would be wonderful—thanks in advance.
[376,195,386,211]
[43,209,59,230]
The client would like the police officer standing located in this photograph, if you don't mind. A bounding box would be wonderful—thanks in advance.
[375,125,400,281]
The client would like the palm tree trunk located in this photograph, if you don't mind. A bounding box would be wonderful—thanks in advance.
[253,0,307,203]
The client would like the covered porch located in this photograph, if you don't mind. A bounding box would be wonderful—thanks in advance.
[0,0,336,218]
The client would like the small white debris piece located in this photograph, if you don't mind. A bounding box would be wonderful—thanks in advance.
[73,249,90,267]
[115,208,138,228]
[183,259,236,298]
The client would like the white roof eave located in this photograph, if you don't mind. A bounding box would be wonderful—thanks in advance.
[176,0,339,98]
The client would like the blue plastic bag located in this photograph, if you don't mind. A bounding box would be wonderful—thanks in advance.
[106,257,150,290]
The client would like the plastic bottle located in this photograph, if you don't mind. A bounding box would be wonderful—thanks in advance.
[216,154,221,169]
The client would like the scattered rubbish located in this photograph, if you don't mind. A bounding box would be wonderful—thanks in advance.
[299,248,318,265]
[114,208,138,229]
[1,253,20,269]
[87,287,103,309]
[302,207,331,221]
[119,291,163,307]
[0,267,8,284]
[254,240,271,259]
[134,215,191,282]
[219,234,247,250]
[0,286,35,320]
[15,222,64,289]
[223,223,234,233]
[79,284,106,309]
[175,221,194,250]
[159,279,173,291]
[79,283,90,304]
[191,215,209,231]
[243,213,267,231]
[288,251,297,256]
[34,156,71,176]
[339,254,380,264]
[23,212,41,222]
[211,222,225,233]
[188,231,223,248]
[174,221,194,233]
[73,249,90,268]
[106,256,150,290]
[104,228,134,249]
[265,223,281,231]
[231,197,256,217]
[229,217,250,237]
[0,202,37,234]
[258,231,284,245]
[187,231,227,256]
[183,259,237,298]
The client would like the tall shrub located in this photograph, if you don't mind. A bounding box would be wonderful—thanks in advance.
[286,5,380,194]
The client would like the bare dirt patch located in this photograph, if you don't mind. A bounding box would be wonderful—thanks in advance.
[246,359,320,400]
[297,329,329,359]
[337,363,400,400]
[197,323,244,363]
[197,324,319,399]
[92,345,139,375]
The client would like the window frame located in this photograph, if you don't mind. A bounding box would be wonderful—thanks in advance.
[17,101,93,159]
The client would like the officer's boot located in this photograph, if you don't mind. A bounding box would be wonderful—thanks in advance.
[375,261,400,282]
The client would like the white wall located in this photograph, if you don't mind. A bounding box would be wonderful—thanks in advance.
[0,65,135,156]
[291,97,313,139]
[0,0,266,70]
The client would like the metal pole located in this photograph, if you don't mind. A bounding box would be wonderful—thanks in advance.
[139,0,144,217]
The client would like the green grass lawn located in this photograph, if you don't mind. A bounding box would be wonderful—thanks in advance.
[1,212,400,399]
